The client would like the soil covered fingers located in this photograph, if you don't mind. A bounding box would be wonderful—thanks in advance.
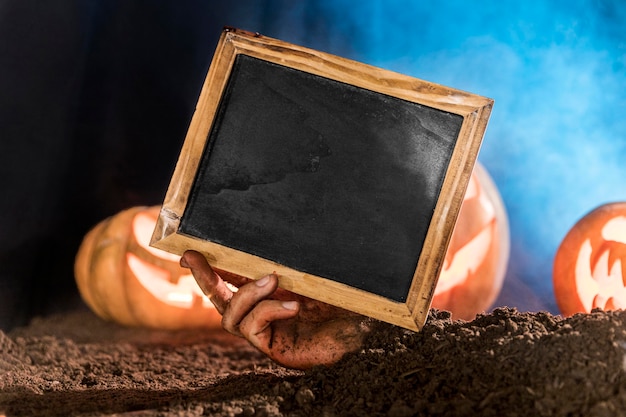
[220,273,281,335]
[180,250,233,314]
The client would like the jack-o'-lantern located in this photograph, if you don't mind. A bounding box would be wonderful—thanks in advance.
[553,202,626,316]
[432,163,510,320]
[74,206,222,329]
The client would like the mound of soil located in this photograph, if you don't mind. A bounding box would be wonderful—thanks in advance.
[2,307,626,416]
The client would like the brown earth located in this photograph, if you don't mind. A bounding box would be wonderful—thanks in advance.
[2,307,626,416]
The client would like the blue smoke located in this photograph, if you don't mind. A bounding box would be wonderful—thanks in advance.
[233,0,626,313]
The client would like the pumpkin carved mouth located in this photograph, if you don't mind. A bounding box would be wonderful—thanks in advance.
[554,203,626,316]
[573,215,626,312]
[128,253,212,308]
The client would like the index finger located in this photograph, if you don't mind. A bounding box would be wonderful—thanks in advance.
[180,250,233,315]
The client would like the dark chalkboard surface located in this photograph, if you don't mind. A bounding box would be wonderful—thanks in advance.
[180,54,462,302]
[151,28,493,330]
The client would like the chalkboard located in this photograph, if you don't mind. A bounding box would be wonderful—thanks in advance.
[151,28,493,331]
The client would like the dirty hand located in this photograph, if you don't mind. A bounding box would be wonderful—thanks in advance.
[180,250,372,370]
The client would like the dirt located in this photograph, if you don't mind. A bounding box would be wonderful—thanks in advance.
[2,307,626,416]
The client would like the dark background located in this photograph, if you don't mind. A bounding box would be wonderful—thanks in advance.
[0,0,353,330]
[2,0,625,331]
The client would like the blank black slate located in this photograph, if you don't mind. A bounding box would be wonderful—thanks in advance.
[180,54,463,302]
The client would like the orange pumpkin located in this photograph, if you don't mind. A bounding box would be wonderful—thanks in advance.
[553,202,626,316]
[74,206,222,329]
[431,163,510,320]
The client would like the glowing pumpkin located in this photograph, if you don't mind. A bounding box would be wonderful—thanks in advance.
[432,163,510,320]
[553,202,626,316]
[74,206,222,329]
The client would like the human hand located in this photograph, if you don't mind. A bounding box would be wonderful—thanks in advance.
[180,250,372,370]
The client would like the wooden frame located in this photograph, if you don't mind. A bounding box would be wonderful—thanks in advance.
[151,28,493,331]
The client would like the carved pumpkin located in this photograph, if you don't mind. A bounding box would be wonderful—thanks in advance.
[74,206,222,329]
[553,202,626,316]
[432,163,510,320]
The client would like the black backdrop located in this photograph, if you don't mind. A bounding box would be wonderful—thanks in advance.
[0,0,353,330]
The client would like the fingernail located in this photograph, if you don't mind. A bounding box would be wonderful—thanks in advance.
[180,257,189,268]
[255,275,271,287]
[282,301,298,310]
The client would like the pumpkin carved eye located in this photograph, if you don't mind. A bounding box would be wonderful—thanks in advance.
[553,203,626,316]
[431,163,510,321]
[127,211,213,309]
[74,206,222,329]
